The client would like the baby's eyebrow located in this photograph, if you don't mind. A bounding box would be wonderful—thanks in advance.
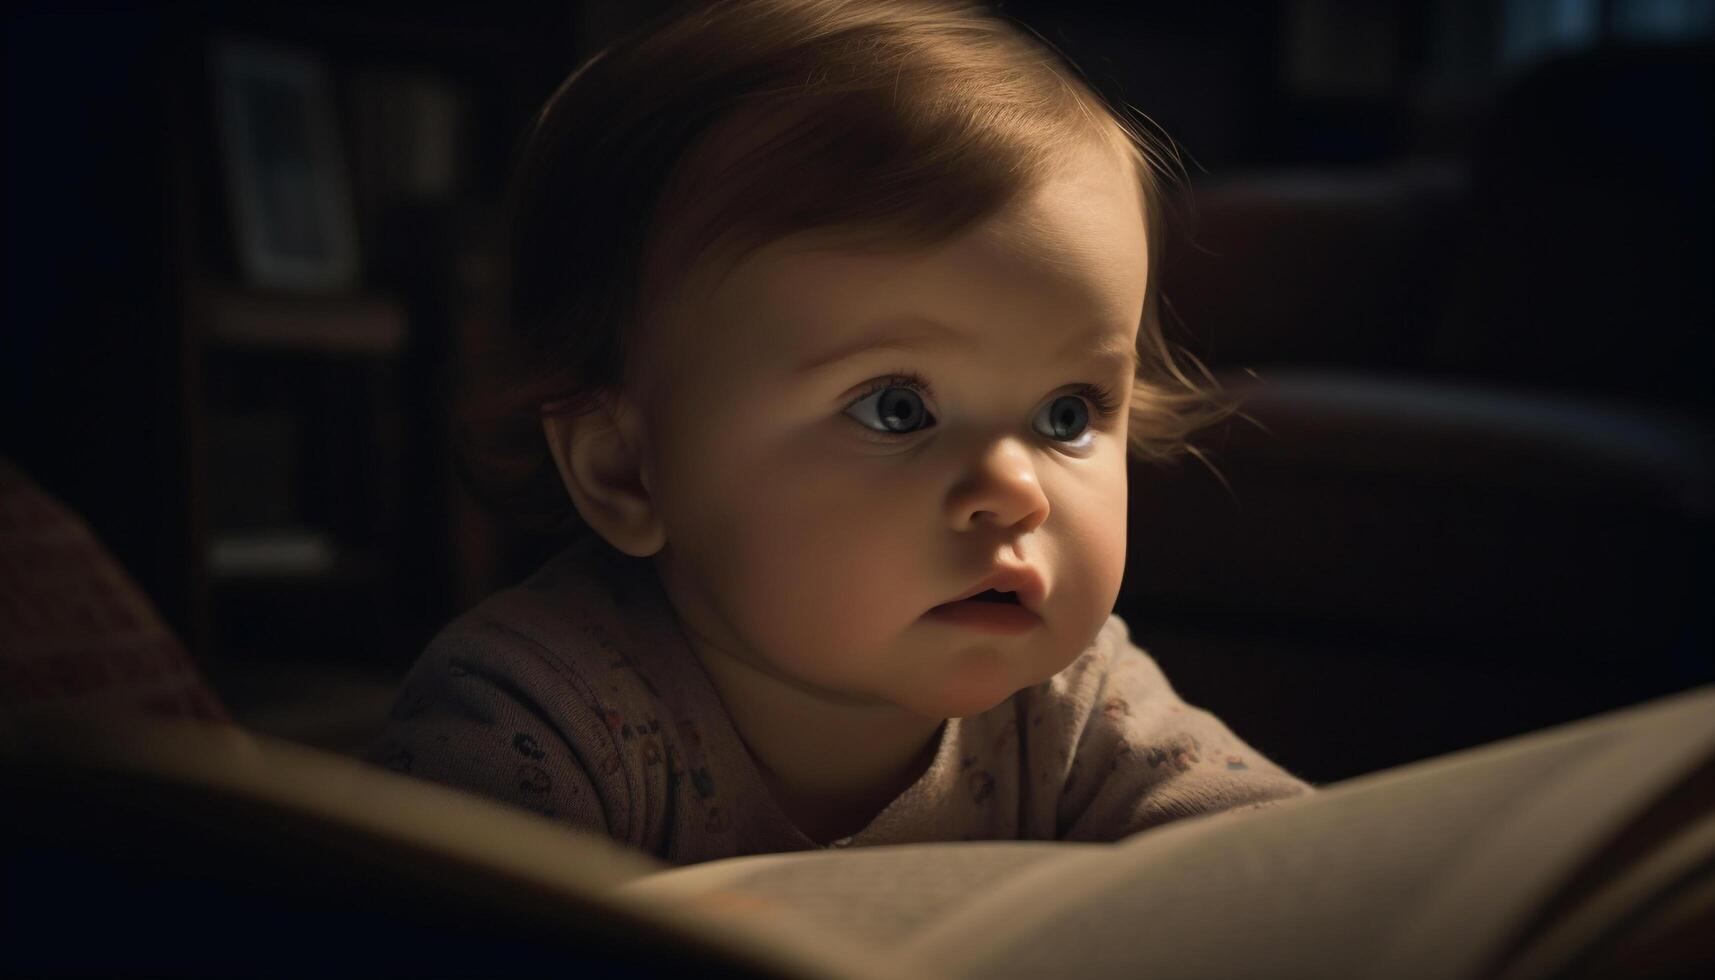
[793,316,962,375]
[795,315,1139,377]
[1078,335,1143,376]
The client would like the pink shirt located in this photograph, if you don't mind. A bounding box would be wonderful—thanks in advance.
[366,539,1312,865]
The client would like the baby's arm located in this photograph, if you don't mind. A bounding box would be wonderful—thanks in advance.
[1053,616,1314,841]
[363,624,610,835]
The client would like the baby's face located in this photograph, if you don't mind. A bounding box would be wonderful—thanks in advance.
[638,140,1146,719]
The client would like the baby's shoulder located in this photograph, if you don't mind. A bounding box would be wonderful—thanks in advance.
[429,547,641,662]
[424,586,585,669]
[405,568,659,717]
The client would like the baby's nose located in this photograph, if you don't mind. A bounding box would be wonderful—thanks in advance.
[946,440,1049,533]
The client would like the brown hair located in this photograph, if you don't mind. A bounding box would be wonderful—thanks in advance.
[459,0,1232,536]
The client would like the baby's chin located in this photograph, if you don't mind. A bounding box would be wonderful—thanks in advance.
[901,643,1071,720]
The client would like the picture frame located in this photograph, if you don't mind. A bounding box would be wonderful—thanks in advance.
[211,38,360,292]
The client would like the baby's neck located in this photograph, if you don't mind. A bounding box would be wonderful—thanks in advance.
[689,640,946,842]
[755,721,944,844]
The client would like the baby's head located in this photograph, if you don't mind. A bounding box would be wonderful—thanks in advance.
[473,0,1226,719]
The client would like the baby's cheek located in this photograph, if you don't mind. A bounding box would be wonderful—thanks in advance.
[730,502,917,652]
[1056,476,1128,622]
[1087,521,1126,600]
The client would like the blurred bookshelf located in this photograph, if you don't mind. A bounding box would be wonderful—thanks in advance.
[147,2,593,750]
[0,1,676,751]
[197,285,407,355]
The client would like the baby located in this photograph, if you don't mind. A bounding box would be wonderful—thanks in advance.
[367,0,1311,863]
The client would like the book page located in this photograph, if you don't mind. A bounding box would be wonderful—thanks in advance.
[1490,805,1715,980]
[3,718,896,980]
[1370,688,1715,980]
[897,685,1715,980]
[621,840,1087,949]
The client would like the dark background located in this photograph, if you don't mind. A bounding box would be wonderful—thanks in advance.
[4,0,1712,784]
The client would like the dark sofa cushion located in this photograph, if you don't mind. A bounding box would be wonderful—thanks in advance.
[0,458,230,728]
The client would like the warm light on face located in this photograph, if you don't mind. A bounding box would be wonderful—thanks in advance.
[641,140,1148,720]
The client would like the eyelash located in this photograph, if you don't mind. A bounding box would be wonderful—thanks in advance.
[849,368,1124,435]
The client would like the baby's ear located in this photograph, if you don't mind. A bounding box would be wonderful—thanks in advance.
[541,392,665,558]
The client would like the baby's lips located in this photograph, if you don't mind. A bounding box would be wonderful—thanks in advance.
[942,565,1046,615]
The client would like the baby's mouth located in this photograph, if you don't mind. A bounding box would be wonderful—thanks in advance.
[932,589,1022,611]
[925,588,1040,634]
[930,566,1046,620]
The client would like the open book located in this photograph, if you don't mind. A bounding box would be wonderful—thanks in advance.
[4,685,1712,979]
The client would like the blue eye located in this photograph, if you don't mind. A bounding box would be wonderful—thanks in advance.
[844,371,1120,447]
[1035,395,1091,442]
[847,382,936,434]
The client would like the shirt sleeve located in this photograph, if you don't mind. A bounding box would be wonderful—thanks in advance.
[362,619,611,837]
[1055,615,1314,841]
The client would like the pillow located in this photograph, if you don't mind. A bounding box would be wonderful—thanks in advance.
[0,458,230,728]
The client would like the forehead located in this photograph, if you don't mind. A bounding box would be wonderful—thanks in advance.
[695,140,1149,364]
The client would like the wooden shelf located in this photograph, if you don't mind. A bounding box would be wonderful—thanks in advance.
[195,283,407,356]
[209,534,388,589]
